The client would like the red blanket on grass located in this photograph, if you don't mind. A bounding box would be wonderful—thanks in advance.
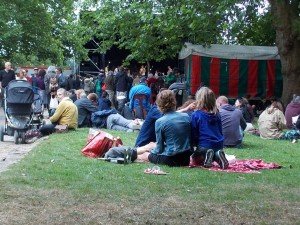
[208,159,281,174]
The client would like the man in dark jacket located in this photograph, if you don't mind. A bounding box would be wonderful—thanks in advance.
[115,66,129,112]
[74,92,98,127]
[216,96,247,147]
[0,62,15,89]
[0,62,15,108]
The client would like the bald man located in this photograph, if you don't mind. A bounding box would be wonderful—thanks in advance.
[0,62,15,89]
[216,96,247,147]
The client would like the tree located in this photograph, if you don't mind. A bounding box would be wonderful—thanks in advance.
[268,0,300,104]
[0,0,85,66]
[80,0,234,64]
[81,0,299,104]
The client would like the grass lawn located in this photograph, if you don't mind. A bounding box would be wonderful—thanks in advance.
[0,129,299,225]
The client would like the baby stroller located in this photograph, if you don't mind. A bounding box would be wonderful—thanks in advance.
[31,87,44,128]
[0,80,38,144]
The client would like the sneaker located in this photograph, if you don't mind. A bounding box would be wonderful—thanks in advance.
[215,150,229,169]
[123,147,132,164]
[203,149,214,168]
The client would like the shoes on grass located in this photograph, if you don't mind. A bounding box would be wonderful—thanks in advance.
[203,149,214,168]
[214,150,229,169]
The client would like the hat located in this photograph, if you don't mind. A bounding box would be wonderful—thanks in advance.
[34,67,38,70]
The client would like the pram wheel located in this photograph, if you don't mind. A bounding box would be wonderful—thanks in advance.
[14,131,20,144]
[0,126,4,142]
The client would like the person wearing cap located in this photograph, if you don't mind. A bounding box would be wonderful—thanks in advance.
[128,77,151,119]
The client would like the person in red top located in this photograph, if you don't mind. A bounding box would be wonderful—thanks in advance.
[146,73,158,104]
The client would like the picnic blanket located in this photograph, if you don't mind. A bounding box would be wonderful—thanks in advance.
[209,159,281,174]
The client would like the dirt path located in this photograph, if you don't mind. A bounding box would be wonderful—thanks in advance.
[0,108,46,173]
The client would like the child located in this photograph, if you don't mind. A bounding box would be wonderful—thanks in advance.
[190,87,229,169]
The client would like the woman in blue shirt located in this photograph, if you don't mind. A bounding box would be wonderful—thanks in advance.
[190,87,229,169]
[138,90,192,166]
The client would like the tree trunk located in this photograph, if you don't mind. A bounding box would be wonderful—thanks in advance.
[147,60,150,76]
[269,0,300,106]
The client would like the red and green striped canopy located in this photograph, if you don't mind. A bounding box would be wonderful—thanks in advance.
[185,55,282,98]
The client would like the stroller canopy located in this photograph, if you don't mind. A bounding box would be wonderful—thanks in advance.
[5,80,34,104]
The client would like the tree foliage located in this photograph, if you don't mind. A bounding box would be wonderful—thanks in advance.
[0,0,85,66]
[79,0,278,64]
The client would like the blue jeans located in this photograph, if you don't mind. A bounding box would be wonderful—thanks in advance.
[106,114,133,132]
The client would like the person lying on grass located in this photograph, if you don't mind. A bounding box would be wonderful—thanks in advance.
[91,106,141,132]
[106,90,192,167]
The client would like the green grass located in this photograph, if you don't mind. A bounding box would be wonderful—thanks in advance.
[0,129,299,224]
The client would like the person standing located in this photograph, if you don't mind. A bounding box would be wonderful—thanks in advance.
[56,67,67,89]
[104,71,116,108]
[0,62,16,108]
[0,62,15,89]
[115,66,129,112]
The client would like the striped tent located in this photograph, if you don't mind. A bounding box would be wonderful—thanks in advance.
[179,43,283,98]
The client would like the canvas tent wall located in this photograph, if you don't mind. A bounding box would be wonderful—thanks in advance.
[179,43,282,98]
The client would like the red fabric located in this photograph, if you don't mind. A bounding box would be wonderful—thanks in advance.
[146,77,158,87]
[228,59,239,98]
[210,58,220,95]
[208,159,281,174]
[191,55,201,95]
[266,60,276,98]
[247,60,258,97]
[102,83,107,91]
[82,131,123,158]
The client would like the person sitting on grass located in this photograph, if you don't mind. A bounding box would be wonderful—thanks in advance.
[40,88,78,136]
[135,90,192,167]
[106,90,194,166]
[189,87,228,169]
[216,95,246,147]
[98,91,111,111]
[285,95,300,129]
[134,93,195,147]
[258,100,286,139]
[74,92,98,128]
[296,115,300,130]
[235,97,255,131]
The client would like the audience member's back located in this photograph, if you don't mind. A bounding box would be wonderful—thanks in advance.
[285,95,300,129]
[217,96,246,147]
[98,91,111,111]
[135,105,162,147]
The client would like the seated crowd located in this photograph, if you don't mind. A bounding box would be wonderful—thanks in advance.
[34,66,300,169]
